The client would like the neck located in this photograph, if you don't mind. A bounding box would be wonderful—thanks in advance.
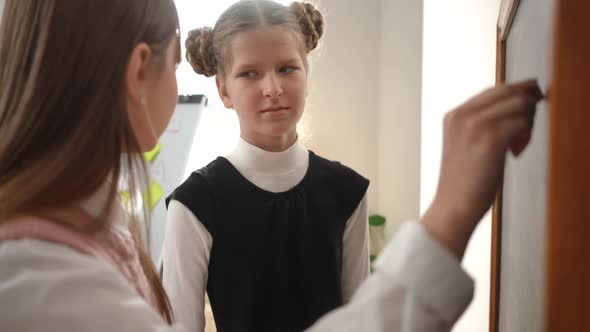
[240,130,298,152]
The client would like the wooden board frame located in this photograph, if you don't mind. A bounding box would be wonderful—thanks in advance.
[490,1,520,331]
[545,0,590,330]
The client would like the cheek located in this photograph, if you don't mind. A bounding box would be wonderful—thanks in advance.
[288,75,307,101]
[168,71,178,108]
[231,83,258,108]
[164,65,178,99]
[163,71,178,124]
[152,68,178,134]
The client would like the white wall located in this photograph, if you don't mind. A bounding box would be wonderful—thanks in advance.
[306,0,423,227]
[377,0,423,235]
[421,0,500,331]
[303,0,381,213]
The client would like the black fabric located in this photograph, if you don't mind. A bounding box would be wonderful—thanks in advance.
[166,151,369,332]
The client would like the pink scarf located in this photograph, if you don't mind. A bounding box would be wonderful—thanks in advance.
[0,215,159,310]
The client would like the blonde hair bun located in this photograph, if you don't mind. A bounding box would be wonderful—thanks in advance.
[185,27,217,77]
[289,2,325,52]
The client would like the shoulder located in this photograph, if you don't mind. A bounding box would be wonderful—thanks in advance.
[306,151,370,218]
[0,239,182,331]
[166,158,228,207]
[166,158,232,225]
[170,158,226,195]
[309,151,370,190]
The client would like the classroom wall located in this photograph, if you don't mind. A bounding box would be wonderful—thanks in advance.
[303,0,381,213]
[376,0,423,236]
[305,0,423,230]
[421,0,501,331]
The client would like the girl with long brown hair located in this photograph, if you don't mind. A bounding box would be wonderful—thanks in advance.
[0,0,180,329]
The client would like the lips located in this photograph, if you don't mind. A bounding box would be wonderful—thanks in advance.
[261,106,289,113]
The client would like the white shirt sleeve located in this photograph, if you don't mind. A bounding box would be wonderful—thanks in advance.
[0,239,186,332]
[161,200,212,332]
[341,193,370,302]
[307,222,474,332]
[0,221,473,332]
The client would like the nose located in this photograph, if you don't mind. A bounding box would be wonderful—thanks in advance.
[262,72,283,98]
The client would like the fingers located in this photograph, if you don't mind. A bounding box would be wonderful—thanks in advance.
[444,80,543,160]
[482,95,536,157]
[511,79,544,100]
[460,79,543,112]
[511,132,531,156]
[475,89,538,124]
[496,110,532,152]
[478,81,543,156]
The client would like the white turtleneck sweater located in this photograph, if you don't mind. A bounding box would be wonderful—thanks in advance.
[161,138,371,332]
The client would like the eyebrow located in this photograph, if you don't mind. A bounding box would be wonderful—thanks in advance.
[233,58,302,72]
[233,63,258,72]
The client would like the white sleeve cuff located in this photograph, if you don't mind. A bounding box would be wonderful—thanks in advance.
[374,221,474,324]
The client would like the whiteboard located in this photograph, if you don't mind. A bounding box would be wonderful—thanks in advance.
[147,96,206,262]
[498,0,552,331]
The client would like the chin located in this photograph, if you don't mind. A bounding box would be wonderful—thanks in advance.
[265,126,297,138]
[139,138,159,153]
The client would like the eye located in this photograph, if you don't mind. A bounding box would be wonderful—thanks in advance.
[239,70,257,78]
[279,66,297,74]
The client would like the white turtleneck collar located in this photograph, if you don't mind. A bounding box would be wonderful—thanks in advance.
[225,137,310,193]
[79,180,129,232]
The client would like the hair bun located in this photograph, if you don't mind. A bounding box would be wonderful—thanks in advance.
[185,27,217,77]
[289,2,324,52]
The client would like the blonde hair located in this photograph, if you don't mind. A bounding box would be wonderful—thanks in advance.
[185,0,324,78]
[0,0,179,323]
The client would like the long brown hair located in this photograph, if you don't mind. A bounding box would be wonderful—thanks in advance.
[185,0,325,78]
[0,0,178,323]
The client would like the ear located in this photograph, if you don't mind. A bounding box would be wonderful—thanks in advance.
[126,43,153,107]
[215,75,234,109]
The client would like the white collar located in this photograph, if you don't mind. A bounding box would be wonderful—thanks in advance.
[225,137,309,192]
[79,180,128,231]
[226,137,308,176]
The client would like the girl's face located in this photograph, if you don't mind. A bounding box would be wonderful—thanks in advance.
[217,27,308,150]
[127,36,181,152]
